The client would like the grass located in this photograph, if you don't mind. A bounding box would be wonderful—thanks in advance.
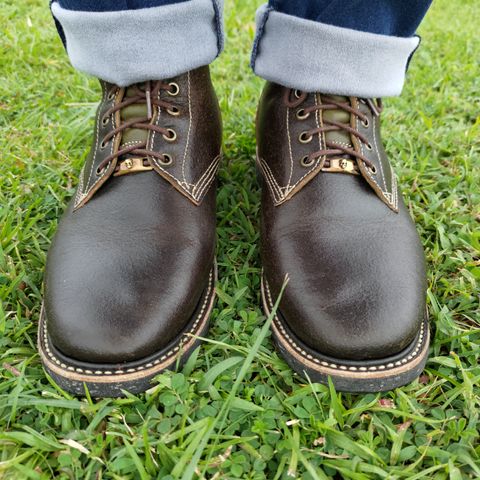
[0,0,479,478]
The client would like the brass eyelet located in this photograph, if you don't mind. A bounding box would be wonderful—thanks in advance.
[300,155,315,167]
[361,118,370,128]
[168,82,180,96]
[365,143,373,151]
[163,129,177,142]
[101,116,109,126]
[294,89,303,99]
[369,165,378,174]
[167,106,181,116]
[296,109,310,120]
[299,131,313,144]
[159,153,173,166]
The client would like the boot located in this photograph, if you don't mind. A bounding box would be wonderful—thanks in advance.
[257,83,429,392]
[39,66,222,397]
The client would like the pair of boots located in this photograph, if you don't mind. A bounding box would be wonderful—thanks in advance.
[39,67,429,397]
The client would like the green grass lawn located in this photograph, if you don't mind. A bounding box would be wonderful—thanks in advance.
[0,0,479,478]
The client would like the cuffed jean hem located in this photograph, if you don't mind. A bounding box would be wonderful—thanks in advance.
[252,5,420,97]
[51,0,224,86]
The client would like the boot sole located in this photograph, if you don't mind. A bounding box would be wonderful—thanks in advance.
[261,275,430,393]
[38,264,217,397]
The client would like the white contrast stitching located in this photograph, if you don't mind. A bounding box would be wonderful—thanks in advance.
[181,71,192,186]
[42,270,214,376]
[264,278,425,372]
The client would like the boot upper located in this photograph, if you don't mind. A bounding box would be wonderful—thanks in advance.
[44,66,222,364]
[257,82,426,361]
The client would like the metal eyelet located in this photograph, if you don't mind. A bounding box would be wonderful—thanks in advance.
[101,116,109,126]
[96,166,107,176]
[294,89,303,99]
[296,109,310,120]
[369,165,378,174]
[365,143,373,151]
[299,132,313,144]
[361,118,370,128]
[300,155,315,167]
[163,129,177,142]
[168,82,180,96]
[159,153,173,166]
[167,106,181,116]
[107,91,116,101]
[100,139,109,149]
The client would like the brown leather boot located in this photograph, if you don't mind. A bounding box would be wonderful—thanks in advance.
[257,83,429,392]
[39,66,222,397]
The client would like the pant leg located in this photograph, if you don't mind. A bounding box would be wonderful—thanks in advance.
[58,0,189,12]
[270,0,432,37]
[51,0,224,86]
[252,1,433,97]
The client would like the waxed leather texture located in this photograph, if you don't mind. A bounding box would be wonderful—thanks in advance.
[257,82,427,361]
[74,67,222,209]
[44,66,221,363]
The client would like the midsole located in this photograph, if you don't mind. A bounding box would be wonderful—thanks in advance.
[262,276,429,380]
[39,265,216,384]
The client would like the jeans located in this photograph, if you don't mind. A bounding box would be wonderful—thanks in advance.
[51,0,432,96]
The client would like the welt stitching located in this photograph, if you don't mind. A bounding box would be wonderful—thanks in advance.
[43,270,213,376]
[264,279,425,372]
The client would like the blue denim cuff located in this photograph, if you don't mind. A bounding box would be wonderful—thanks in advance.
[252,4,421,97]
[51,0,224,86]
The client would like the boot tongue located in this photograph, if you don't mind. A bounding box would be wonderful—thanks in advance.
[321,95,353,151]
[118,85,149,155]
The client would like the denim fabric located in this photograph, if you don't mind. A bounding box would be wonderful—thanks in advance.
[58,0,188,11]
[268,0,432,37]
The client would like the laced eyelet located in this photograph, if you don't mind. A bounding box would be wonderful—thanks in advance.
[369,165,378,174]
[365,143,373,151]
[300,155,315,167]
[167,106,181,116]
[107,91,116,101]
[100,139,109,149]
[296,109,310,120]
[361,118,370,128]
[299,131,313,144]
[168,82,180,96]
[159,153,173,166]
[101,116,109,126]
[96,166,107,176]
[163,129,177,142]
[294,89,303,99]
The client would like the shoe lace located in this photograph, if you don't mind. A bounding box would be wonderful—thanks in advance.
[283,89,383,171]
[96,80,180,174]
